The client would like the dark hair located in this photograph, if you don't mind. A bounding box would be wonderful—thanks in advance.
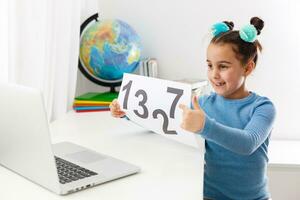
[210,17,264,66]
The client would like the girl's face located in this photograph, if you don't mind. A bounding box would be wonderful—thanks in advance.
[206,43,251,99]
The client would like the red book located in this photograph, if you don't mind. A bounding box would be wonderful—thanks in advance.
[73,103,110,107]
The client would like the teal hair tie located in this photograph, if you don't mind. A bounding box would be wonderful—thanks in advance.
[211,22,230,37]
[239,24,257,42]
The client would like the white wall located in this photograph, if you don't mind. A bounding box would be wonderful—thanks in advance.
[0,0,8,82]
[76,0,109,96]
[83,0,300,140]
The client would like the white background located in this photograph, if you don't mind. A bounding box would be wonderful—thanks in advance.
[78,0,300,140]
[0,0,8,82]
[3,0,298,139]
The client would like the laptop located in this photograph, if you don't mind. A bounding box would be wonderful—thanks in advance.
[0,83,140,195]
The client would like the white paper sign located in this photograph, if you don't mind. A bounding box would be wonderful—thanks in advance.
[118,73,200,148]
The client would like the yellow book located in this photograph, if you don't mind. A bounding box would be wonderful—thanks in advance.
[74,100,111,105]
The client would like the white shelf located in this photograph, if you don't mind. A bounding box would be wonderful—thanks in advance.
[268,140,300,167]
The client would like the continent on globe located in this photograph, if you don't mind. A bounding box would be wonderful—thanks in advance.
[80,19,142,82]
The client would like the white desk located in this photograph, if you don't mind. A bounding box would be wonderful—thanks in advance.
[0,111,204,200]
[2,111,300,200]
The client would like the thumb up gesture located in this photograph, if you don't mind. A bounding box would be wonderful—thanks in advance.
[179,96,206,133]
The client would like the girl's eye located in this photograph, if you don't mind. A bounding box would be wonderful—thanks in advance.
[207,64,213,69]
[220,65,228,70]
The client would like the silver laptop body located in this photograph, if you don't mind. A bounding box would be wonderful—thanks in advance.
[0,83,140,195]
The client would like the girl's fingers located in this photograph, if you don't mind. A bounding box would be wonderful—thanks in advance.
[111,110,125,118]
[110,99,125,118]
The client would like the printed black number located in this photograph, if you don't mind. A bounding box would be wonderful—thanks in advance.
[122,80,132,109]
[167,87,183,118]
[133,89,149,118]
[153,109,177,135]
[122,80,183,135]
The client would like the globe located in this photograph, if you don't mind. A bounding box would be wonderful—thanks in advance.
[79,14,142,90]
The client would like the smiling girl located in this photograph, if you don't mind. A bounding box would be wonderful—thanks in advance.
[179,17,276,200]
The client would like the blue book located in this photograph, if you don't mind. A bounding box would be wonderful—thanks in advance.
[74,106,109,111]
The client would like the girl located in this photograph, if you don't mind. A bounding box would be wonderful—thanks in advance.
[179,17,275,200]
[110,17,275,200]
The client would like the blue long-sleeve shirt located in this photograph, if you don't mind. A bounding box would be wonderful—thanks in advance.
[197,92,276,200]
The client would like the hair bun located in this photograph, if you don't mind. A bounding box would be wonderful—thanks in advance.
[223,21,234,30]
[250,17,264,35]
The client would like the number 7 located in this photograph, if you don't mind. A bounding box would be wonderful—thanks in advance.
[167,87,183,118]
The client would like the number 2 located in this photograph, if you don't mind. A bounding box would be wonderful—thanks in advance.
[153,109,177,134]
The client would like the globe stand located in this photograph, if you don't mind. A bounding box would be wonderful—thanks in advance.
[78,13,123,90]
[75,13,121,111]
[110,86,117,93]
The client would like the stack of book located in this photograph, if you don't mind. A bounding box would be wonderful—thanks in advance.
[73,92,118,113]
[139,58,158,78]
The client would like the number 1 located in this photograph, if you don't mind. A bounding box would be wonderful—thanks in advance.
[122,80,132,109]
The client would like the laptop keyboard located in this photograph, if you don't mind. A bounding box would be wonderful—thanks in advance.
[55,156,98,184]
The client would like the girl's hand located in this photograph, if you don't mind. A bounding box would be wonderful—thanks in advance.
[109,99,126,118]
[179,96,206,133]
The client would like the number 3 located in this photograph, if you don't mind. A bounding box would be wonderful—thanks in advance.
[133,90,149,118]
